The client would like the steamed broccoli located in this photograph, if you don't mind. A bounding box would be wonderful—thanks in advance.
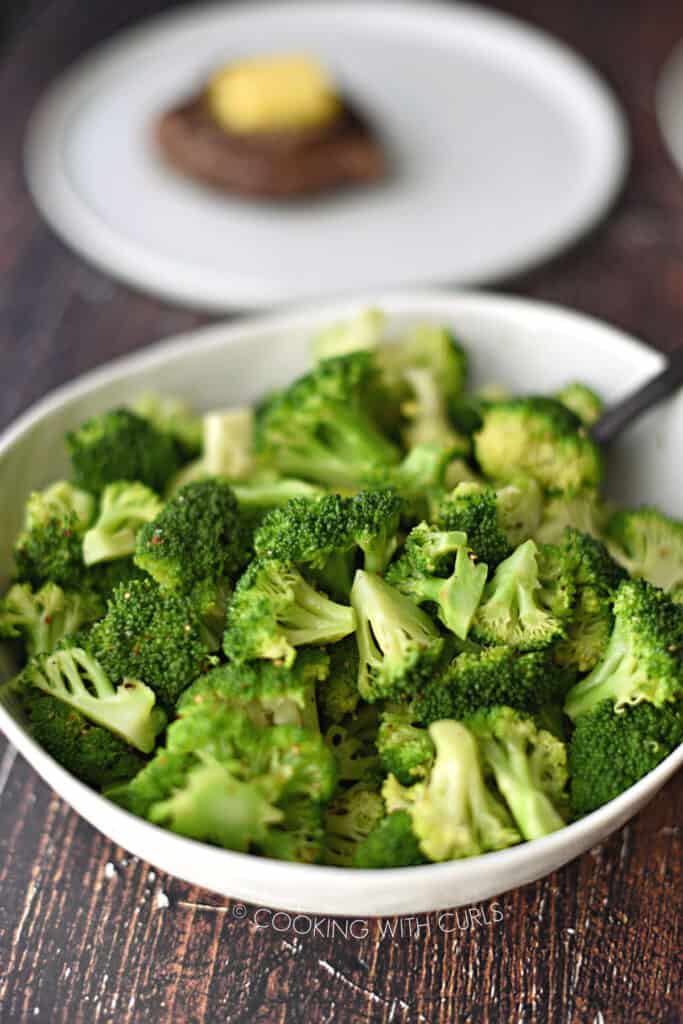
[363,443,457,523]
[14,481,95,588]
[568,699,683,814]
[223,559,356,667]
[318,636,361,723]
[385,720,520,861]
[377,704,434,784]
[555,382,603,427]
[412,646,574,723]
[90,577,217,709]
[472,539,567,650]
[83,482,163,566]
[67,408,182,494]
[534,489,608,546]
[350,569,446,701]
[258,797,326,863]
[0,582,103,657]
[14,642,165,753]
[322,783,385,866]
[324,704,381,784]
[136,479,247,591]
[436,477,543,567]
[564,580,683,720]
[474,397,603,494]
[606,508,683,595]
[386,524,487,640]
[400,366,469,452]
[468,706,569,840]
[231,476,326,513]
[353,810,427,868]
[132,392,202,460]
[255,353,400,488]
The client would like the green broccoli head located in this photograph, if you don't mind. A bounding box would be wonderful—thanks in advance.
[362,443,459,524]
[606,508,683,595]
[378,323,468,404]
[467,706,569,840]
[90,577,217,710]
[564,579,683,720]
[135,479,247,592]
[472,539,567,650]
[254,353,400,488]
[16,642,166,753]
[385,720,521,861]
[322,783,385,866]
[67,408,182,495]
[534,489,609,546]
[318,636,361,724]
[0,581,103,657]
[412,646,574,723]
[132,392,202,461]
[83,481,163,566]
[474,397,603,494]
[552,529,627,672]
[348,489,403,574]
[554,382,603,427]
[568,699,683,815]
[223,558,356,667]
[350,569,446,702]
[377,704,434,784]
[14,481,95,588]
[177,648,329,730]
[386,523,487,641]
[353,810,427,868]
[18,687,146,788]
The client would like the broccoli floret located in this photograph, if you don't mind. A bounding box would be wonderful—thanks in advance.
[318,637,361,723]
[254,494,354,598]
[386,524,487,641]
[254,353,400,488]
[18,688,145,787]
[15,643,165,753]
[534,489,608,545]
[177,648,329,730]
[324,704,381,784]
[363,443,459,524]
[468,706,569,840]
[349,489,403,574]
[400,366,470,452]
[472,539,566,650]
[14,481,95,588]
[83,482,163,566]
[258,797,326,863]
[312,308,386,362]
[437,478,544,567]
[606,508,683,595]
[412,647,574,723]
[132,392,202,460]
[322,783,385,866]
[564,580,683,720]
[350,569,445,702]
[555,382,603,427]
[474,397,603,494]
[379,323,467,403]
[353,810,427,868]
[90,577,216,710]
[377,704,434,784]
[223,559,356,667]
[85,557,147,603]
[135,479,246,591]
[385,720,520,861]
[0,582,103,657]
[568,699,683,815]
[553,529,627,672]
[67,408,182,495]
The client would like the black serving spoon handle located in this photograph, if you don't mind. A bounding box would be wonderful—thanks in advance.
[590,347,683,445]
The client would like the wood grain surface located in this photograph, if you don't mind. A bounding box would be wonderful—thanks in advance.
[1,2,682,1022]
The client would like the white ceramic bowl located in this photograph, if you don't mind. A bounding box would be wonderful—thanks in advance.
[1,291,681,917]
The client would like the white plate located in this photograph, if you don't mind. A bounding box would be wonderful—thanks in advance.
[25,1,628,311]
[0,290,681,916]
[657,38,683,177]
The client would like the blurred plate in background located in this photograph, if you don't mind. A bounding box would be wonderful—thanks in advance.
[657,39,683,178]
[25,1,628,311]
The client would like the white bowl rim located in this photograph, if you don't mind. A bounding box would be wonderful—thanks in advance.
[0,288,679,902]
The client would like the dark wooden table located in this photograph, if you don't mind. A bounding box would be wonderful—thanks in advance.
[1,2,682,1021]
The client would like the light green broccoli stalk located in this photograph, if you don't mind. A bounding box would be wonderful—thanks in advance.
[0,581,103,656]
[468,707,569,840]
[83,481,163,565]
[384,720,520,861]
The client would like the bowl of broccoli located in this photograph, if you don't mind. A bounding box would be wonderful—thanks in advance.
[0,292,681,916]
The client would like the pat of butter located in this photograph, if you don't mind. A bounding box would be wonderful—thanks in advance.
[208,55,341,133]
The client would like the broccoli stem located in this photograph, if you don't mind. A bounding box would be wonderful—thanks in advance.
[280,577,356,647]
[477,734,565,840]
